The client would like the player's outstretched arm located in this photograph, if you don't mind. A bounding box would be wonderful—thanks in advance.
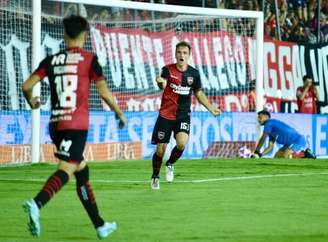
[194,89,220,117]
[96,80,126,128]
[156,76,167,90]
[22,74,42,109]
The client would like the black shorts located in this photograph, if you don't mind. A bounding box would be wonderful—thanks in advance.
[49,123,87,163]
[151,116,190,144]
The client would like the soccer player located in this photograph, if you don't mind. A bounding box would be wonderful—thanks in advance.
[296,75,319,113]
[22,15,126,238]
[150,41,220,189]
[252,110,316,159]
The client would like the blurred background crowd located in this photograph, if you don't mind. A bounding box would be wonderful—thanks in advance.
[2,0,327,44]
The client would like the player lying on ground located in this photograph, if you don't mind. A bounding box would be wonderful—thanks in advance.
[22,15,125,239]
[150,41,220,190]
[252,110,316,159]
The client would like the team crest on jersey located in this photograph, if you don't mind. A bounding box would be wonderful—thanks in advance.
[187,77,193,85]
[158,131,165,140]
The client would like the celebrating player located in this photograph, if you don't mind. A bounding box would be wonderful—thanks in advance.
[252,110,316,159]
[150,41,220,190]
[22,15,125,238]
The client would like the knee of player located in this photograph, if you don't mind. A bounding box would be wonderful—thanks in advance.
[176,143,186,151]
[156,148,166,157]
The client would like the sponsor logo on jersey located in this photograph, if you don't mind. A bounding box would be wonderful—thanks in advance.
[170,83,191,95]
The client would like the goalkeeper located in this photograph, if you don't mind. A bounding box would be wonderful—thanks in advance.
[252,110,316,159]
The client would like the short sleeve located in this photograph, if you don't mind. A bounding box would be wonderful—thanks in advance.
[161,66,169,79]
[193,70,202,91]
[263,122,272,134]
[33,57,49,80]
[264,123,275,141]
[89,55,105,83]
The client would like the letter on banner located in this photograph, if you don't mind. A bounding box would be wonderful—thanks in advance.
[90,27,107,66]
[130,35,148,89]
[104,33,122,87]
[279,46,294,100]
[263,42,278,98]
[119,33,134,89]
[193,38,210,89]
[213,37,229,90]
[142,36,156,89]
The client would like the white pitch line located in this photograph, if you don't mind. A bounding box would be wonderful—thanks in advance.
[179,172,328,183]
[1,172,328,184]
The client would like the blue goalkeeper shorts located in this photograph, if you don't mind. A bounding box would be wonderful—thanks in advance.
[281,136,307,152]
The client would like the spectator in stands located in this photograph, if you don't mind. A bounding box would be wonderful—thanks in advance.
[320,13,328,41]
[290,0,308,23]
[99,9,110,22]
[296,75,319,114]
[64,3,78,17]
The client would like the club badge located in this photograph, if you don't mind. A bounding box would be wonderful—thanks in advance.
[187,77,193,85]
[158,131,165,140]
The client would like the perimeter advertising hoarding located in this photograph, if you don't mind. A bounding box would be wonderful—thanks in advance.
[0,111,326,163]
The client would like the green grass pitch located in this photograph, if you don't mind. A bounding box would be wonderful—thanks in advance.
[0,158,328,242]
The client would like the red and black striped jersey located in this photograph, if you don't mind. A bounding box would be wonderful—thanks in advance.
[159,64,201,120]
[34,47,104,130]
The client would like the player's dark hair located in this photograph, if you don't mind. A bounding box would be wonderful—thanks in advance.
[257,110,271,118]
[176,41,191,53]
[63,15,89,39]
[303,75,312,81]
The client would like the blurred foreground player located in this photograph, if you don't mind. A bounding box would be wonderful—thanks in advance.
[252,110,316,159]
[22,15,125,238]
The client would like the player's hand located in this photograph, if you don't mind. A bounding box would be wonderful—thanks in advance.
[156,76,167,89]
[29,96,41,109]
[117,114,126,129]
[305,81,312,89]
[211,106,221,117]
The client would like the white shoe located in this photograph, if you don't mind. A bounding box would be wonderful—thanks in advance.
[151,177,160,190]
[97,221,117,239]
[23,199,41,237]
[166,165,174,182]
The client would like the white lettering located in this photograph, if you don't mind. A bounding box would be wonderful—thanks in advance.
[119,33,134,89]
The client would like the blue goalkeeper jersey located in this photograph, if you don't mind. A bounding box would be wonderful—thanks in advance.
[263,119,303,146]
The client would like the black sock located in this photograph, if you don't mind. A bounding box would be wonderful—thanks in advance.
[75,166,104,228]
[34,169,69,209]
[166,146,184,166]
[152,153,163,178]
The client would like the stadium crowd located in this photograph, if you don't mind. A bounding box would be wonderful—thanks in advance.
[39,0,328,44]
[1,0,327,43]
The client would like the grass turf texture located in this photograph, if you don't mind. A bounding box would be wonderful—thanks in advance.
[0,158,328,242]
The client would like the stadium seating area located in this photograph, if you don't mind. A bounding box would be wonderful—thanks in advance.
[39,0,328,44]
[3,0,327,44]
